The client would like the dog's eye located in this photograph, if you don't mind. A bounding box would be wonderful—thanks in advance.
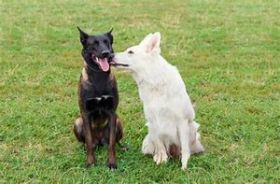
[103,40,108,44]
[128,50,134,54]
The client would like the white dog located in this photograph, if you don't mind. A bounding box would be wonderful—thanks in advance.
[112,32,204,169]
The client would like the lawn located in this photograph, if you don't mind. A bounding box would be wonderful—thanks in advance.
[0,0,279,183]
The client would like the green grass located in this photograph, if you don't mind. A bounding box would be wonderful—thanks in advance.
[0,0,279,183]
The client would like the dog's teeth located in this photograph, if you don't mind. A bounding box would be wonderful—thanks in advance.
[96,57,99,62]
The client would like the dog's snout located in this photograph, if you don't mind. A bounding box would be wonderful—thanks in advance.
[101,50,110,58]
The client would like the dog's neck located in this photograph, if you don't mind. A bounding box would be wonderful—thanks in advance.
[133,55,168,87]
[85,64,111,82]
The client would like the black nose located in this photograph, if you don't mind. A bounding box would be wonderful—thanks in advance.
[101,50,110,58]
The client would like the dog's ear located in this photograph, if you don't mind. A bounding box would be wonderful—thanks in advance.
[106,28,114,44]
[140,33,153,46]
[142,32,161,54]
[77,26,88,46]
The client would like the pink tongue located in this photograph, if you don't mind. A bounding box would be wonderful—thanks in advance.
[97,58,109,72]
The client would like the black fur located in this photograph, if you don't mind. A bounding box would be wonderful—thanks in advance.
[74,27,123,169]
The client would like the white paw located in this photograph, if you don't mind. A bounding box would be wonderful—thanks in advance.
[142,136,154,155]
[153,151,168,165]
[142,144,154,155]
[181,153,190,170]
[181,165,187,170]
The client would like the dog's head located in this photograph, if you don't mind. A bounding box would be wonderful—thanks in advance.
[78,27,114,72]
[112,32,161,72]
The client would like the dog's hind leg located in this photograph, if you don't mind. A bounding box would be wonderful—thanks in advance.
[178,120,191,170]
[142,134,155,155]
[116,117,123,143]
[116,117,128,152]
[74,117,85,143]
[190,132,204,154]
[190,121,204,154]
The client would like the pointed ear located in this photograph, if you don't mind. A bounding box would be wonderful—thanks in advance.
[77,26,88,46]
[106,28,113,44]
[140,33,153,46]
[141,32,161,54]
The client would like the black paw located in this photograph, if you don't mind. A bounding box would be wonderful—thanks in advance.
[107,162,117,170]
[85,160,96,168]
[85,163,94,168]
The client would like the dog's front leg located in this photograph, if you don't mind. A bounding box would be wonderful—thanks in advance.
[152,136,168,165]
[82,114,96,167]
[107,112,117,169]
[179,121,191,170]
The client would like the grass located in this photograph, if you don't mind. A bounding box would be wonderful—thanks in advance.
[0,0,279,183]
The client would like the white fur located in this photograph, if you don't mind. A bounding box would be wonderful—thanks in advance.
[114,32,204,170]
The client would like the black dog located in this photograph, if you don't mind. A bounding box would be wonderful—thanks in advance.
[73,27,123,169]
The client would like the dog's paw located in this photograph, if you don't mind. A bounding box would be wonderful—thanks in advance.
[153,152,168,165]
[85,162,95,168]
[142,144,154,155]
[181,153,190,170]
[85,156,96,168]
[142,136,154,155]
[181,165,187,170]
[181,159,190,170]
[107,162,117,170]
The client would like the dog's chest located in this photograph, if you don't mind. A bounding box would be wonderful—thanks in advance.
[91,116,108,129]
[81,76,115,100]
[86,95,114,112]
[138,82,164,103]
[84,81,113,95]
[79,72,118,114]
[87,95,113,129]
[139,78,195,122]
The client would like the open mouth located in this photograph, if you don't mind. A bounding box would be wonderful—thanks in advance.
[92,54,129,71]
[96,57,110,72]
[92,55,110,72]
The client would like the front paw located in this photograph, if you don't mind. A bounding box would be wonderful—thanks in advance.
[142,136,154,155]
[181,153,190,170]
[153,151,168,165]
[85,156,96,168]
[107,162,117,170]
[85,161,95,168]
